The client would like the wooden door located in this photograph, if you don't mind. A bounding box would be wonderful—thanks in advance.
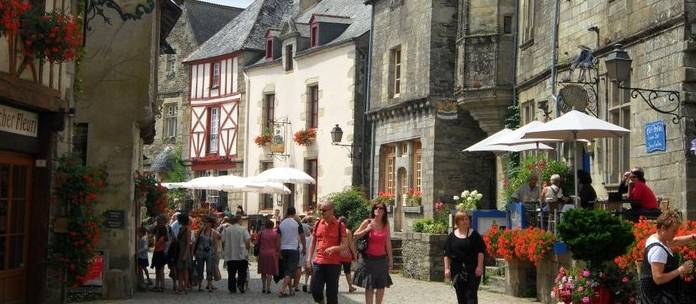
[0,152,31,304]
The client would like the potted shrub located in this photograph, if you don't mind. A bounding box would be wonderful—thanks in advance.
[293,128,316,146]
[254,128,272,147]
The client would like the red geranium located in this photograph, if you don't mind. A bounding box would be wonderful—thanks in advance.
[22,11,82,62]
[0,0,30,35]
[293,128,317,146]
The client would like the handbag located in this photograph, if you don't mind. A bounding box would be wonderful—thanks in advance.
[356,220,371,255]
[253,231,261,257]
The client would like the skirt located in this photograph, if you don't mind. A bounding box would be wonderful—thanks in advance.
[257,253,279,275]
[352,255,393,289]
[151,251,167,269]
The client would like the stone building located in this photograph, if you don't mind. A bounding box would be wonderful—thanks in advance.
[243,0,370,215]
[365,0,495,232]
[183,0,296,210]
[516,0,696,218]
[75,0,180,299]
[146,1,243,179]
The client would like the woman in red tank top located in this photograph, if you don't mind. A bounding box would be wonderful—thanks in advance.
[352,203,393,304]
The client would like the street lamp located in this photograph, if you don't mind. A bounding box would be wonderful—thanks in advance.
[605,44,684,125]
[331,124,360,158]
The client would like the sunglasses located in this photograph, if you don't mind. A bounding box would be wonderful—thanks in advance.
[375,206,385,210]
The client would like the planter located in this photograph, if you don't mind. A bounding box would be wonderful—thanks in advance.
[271,142,285,154]
[403,205,423,214]
[398,232,448,282]
[592,285,614,304]
[536,253,572,304]
[505,257,537,298]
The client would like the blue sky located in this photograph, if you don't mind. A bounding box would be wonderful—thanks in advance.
[202,0,254,8]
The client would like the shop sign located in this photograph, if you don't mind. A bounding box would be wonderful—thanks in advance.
[0,104,38,137]
[82,251,104,286]
[645,120,666,153]
[104,210,126,229]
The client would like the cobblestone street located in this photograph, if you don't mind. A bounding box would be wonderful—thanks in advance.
[86,262,536,304]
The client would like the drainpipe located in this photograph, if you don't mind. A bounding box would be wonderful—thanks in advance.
[511,0,518,107]
[551,0,561,161]
[367,3,376,198]
[243,66,251,213]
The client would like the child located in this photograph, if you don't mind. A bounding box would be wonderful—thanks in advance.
[137,227,152,287]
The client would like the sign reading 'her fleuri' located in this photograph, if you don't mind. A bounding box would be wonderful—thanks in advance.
[644,120,667,153]
[0,104,38,137]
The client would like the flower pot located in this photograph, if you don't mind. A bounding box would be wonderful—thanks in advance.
[505,257,537,297]
[592,285,614,304]
[271,143,285,154]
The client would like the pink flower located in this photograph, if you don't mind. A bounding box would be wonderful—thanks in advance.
[622,276,629,284]
[577,286,584,292]
[582,270,591,278]
[582,296,590,304]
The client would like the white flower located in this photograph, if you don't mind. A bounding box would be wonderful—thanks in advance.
[462,190,470,197]
[471,190,478,196]
[476,193,483,200]
[453,196,460,200]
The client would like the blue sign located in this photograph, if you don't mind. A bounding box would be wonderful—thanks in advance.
[645,121,666,153]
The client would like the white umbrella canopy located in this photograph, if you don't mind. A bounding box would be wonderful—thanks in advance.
[522,110,630,140]
[252,167,316,184]
[184,176,224,190]
[463,128,513,152]
[161,182,187,189]
[229,182,291,195]
[497,121,564,145]
[215,175,249,191]
[475,142,555,152]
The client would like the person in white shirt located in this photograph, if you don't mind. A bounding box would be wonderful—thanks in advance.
[511,175,540,203]
[277,207,306,297]
[222,215,251,293]
[640,209,695,304]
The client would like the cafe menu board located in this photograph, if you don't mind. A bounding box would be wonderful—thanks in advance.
[644,120,666,153]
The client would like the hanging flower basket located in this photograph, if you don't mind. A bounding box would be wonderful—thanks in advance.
[0,0,30,36]
[254,128,272,147]
[21,11,81,63]
[293,128,317,146]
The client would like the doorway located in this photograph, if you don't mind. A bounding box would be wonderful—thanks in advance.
[0,152,32,304]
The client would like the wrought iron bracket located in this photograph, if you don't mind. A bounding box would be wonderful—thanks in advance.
[332,142,361,159]
[84,0,156,31]
[616,84,686,125]
[556,63,600,117]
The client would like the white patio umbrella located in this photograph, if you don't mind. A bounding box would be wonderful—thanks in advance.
[215,175,249,191]
[463,128,513,152]
[252,167,316,184]
[233,182,292,195]
[182,176,225,191]
[471,142,555,152]
[522,110,631,205]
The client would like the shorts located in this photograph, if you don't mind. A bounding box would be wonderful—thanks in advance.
[280,250,300,278]
[342,262,352,274]
[138,258,149,268]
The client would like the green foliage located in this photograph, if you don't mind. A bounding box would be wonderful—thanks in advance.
[558,209,634,271]
[503,155,574,201]
[328,188,371,230]
[505,103,520,129]
[412,218,447,234]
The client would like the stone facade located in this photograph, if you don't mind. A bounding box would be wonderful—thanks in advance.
[367,0,496,232]
[395,232,447,282]
[516,0,696,218]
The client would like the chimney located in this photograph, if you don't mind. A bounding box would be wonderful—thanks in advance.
[299,0,321,12]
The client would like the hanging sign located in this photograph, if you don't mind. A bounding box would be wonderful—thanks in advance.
[644,120,666,153]
[0,104,38,137]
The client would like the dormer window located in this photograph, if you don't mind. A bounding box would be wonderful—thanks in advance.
[266,38,273,59]
[310,23,319,47]
[211,62,221,88]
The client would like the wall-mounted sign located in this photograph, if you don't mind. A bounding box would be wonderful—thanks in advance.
[645,120,667,153]
[0,104,38,137]
[104,210,126,229]
[82,251,104,287]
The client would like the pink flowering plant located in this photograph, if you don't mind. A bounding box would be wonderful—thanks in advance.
[551,267,597,304]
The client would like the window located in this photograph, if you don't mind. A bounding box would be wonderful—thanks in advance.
[265,38,273,59]
[399,142,408,157]
[380,145,396,194]
[606,80,631,184]
[164,104,178,140]
[308,85,319,129]
[211,62,221,89]
[260,162,274,210]
[414,141,422,193]
[0,159,30,273]
[521,100,536,125]
[305,159,318,211]
[503,15,513,34]
[166,54,176,77]
[263,94,275,131]
[310,24,319,47]
[285,44,294,71]
[208,107,220,154]
[72,123,88,165]
[521,0,535,42]
[390,46,402,98]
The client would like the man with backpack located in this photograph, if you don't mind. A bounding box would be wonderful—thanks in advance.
[306,201,349,304]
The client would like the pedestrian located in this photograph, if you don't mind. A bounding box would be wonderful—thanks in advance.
[137,227,153,287]
[257,219,280,294]
[338,216,358,293]
[236,205,245,216]
[168,212,181,291]
[151,217,169,292]
[278,207,306,297]
[272,209,281,227]
[194,216,220,292]
[353,203,393,304]
[306,201,349,304]
[175,213,192,295]
[639,209,695,304]
[444,210,485,304]
[222,214,251,293]
[301,216,316,293]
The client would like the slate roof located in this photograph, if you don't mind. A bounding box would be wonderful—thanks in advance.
[185,0,297,62]
[185,0,244,45]
[295,0,371,46]
[311,14,352,24]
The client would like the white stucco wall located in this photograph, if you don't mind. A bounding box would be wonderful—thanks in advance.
[244,43,358,215]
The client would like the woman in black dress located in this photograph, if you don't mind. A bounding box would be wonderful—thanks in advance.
[640,209,695,304]
[444,210,485,304]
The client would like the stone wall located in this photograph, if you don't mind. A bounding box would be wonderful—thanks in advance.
[396,232,448,282]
